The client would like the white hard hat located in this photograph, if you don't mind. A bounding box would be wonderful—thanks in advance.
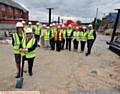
[68,24,72,27]
[83,26,86,29]
[42,24,46,27]
[57,25,61,29]
[76,26,79,29]
[52,23,55,26]
[28,22,32,25]
[21,21,25,24]
[26,28,33,34]
[16,22,23,28]
[36,22,40,25]
[88,24,93,27]
[50,24,53,27]
[62,24,65,27]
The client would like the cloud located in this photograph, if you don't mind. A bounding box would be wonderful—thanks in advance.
[14,0,120,22]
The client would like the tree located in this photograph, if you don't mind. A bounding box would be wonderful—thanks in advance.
[76,20,82,25]
[92,18,102,29]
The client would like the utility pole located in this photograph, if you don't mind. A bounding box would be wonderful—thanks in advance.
[61,19,64,24]
[93,8,99,29]
[46,8,54,25]
[110,9,120,42]
[95,8,99,23]
[58,16,60,23]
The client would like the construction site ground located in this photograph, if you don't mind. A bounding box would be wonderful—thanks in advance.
[0,34,120,94]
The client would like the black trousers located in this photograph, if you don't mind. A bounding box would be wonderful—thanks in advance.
[50,38,55,50]
[56,40,62,52]
[21,56,35,76]
[14,54,21,64]
[14,54,21,75]
[35,35,40,42]
[87,40,94,54]
[66,38,72,51]
[80,41,86,52]
[73,39,79,50]
[61,39,65,50]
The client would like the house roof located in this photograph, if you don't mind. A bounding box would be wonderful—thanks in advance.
[0,0,28,12]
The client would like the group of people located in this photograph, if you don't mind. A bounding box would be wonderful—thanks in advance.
[12,21,96,78]
[40,23,96,55]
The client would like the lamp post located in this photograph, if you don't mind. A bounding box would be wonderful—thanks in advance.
[46,8,54,25]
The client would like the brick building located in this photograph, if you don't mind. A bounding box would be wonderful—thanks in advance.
[0,0,29,24]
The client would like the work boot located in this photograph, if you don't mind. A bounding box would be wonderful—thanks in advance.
[29,72,33,76]
[15,73,20,78]
[86,53,90,56]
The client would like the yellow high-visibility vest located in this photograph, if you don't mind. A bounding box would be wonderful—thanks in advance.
[13,32,24,54]
[50,28,56,38]
[87,30,94,40]
[44,31,50,41]
[22,37,36,58]
[63,30,66,38]
[35,26,41,35]
[80,32,87,41]
[67,29,72,37]
[55,31,62,41]
[73,31,80,41]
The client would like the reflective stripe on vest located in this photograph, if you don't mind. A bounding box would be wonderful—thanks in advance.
[80,32,87,41]
[44,31,50,40]
[73,31,80,41]
[35,26,41,35]
[88,30,94,40]
[22,37,36,58]
[55,32,62,41]
[63,30,66,38]
[13,33,23,54]
[51,28,56,38]
[67,29,72,37]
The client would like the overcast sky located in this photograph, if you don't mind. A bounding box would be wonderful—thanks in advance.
[14,0,120,22]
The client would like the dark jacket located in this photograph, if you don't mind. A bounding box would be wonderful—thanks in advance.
[20,38,37,52]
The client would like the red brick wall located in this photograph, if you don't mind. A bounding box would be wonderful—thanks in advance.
[0,4,1,11]
[0,20,17,24]
[0,3,28,20]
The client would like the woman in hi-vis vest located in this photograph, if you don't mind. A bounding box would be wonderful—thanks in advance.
[19,28,37,76]
[55,26,63,52]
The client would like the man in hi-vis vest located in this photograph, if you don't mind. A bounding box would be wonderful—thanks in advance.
[50,23,56,50]
[86,24,96,56]
[43,26,50,48]
[61,24,67,50]
[80,26,87,53]
[55,26,63,52]
[12,22,24,78]
[19,28,37,76]
[73,27,80,51]
[66,24,73,51]
[34,22,41,47]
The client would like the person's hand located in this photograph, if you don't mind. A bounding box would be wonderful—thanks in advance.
[19,48,26,52]
[22,49,26,52]
[19,48,23,52]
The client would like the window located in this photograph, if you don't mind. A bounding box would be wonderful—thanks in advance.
[1,4,5,11]
[8,6,12,12]
[15,8,17,14]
